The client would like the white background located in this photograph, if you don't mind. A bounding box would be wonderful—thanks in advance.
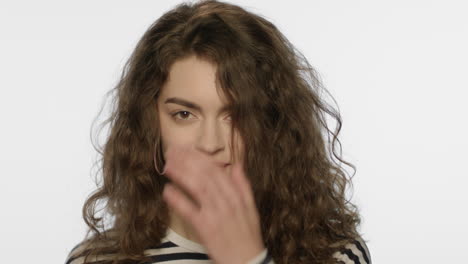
[1,0,467,263]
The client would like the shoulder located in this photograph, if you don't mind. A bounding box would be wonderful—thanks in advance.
[65,231,120,264]
[65,240,88,264]
[331,236,372,264]
[64,239,114,264]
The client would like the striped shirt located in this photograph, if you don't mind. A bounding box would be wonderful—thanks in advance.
[65,228,371,264]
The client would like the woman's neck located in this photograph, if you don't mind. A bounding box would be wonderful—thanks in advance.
[168,208,202,244]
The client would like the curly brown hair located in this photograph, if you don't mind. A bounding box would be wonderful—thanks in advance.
[68,0,366,263]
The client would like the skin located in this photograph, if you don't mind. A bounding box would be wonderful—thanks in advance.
[156,55,265,264]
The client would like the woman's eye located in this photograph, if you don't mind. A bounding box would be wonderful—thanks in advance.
[170,111,231,122]
[172,111,194,120]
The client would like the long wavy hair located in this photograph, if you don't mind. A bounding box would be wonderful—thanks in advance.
[70,0,365,263]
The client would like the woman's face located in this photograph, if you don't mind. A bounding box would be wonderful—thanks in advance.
[157,55,243,170]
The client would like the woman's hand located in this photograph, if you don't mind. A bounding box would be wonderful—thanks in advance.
[161,144,265,264]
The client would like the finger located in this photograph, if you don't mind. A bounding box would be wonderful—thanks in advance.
[164,169,205,212]
[209,165,243,212]
[164,145,212,212]
[163,143,186,174]
[190,155,231,213]
[231,162,256,211]
[163,183,199,222]
[201,173,227,212]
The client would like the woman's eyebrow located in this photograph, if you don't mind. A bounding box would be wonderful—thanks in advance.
[164,97,231,113]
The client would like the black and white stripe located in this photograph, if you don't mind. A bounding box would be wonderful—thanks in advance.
[66,239,273,264]
[66,234,370,264]
[332,237,372,264]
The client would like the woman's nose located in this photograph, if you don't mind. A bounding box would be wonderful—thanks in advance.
[195,119,225,155]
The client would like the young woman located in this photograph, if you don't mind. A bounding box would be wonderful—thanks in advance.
[65,0,372,263]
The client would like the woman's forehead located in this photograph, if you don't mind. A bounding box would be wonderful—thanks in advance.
[161,56,227,102]
[160,55,230,110]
